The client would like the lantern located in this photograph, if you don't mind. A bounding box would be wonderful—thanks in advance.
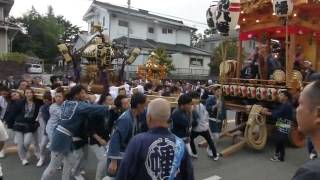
[223,85,230,96]
[256,87,267,100]
[206,1,218,30]
[215,0,241,36]
[272,0,293,17]
[239,86,248,98]
[247,87,256,99]
[267,88,278,101]
[230,85,238,96]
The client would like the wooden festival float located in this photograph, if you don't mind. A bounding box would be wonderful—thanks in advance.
[136,52,167,83]
[135,51,182,106]
[206,0,320,157]
[57,25,179,106]
[57,24,141,94]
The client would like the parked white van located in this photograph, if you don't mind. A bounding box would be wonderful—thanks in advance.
[27,64,43,74]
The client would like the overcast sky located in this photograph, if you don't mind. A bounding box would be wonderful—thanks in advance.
[10,0,209,32]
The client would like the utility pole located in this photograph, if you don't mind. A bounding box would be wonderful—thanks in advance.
[124,0,131,81]
[127,0,131,50]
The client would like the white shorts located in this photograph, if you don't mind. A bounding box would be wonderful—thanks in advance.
[0,121,8,142]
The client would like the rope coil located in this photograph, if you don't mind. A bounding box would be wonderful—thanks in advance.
[244,105,268,150]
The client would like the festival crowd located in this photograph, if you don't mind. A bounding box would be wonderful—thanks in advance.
[0,75,318,180]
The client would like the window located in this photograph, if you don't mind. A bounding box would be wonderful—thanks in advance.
[162,28,167,34]
[162,28,173,34]
[103,16,106,26]
[119,20,129,27]
[190,58,204,66]
[148,27,154,33]
[32,65,41,68]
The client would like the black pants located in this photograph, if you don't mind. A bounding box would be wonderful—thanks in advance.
[190,130,217,158]
[275,132,287,161]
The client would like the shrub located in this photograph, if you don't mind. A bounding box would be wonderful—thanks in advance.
[0,52,30,63]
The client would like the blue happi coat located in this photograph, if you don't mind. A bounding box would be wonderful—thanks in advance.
[107,109,147,160]
[117,128,194,180]
[50,100,108,154]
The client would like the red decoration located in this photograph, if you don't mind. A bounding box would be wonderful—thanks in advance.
[240,25,320,40]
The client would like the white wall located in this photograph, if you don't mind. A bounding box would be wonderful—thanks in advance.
[85,6,196,49]
[155,25,176,45]
[176,30,191,46]
[170,53,210,75]
[171,53,189,69]
[109,14,148,41]
[171,53,210,70]
[85,7,111,37]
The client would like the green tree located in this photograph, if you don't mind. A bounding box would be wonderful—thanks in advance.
[154,48,175,72]
[11,6,79,62]
[56,15,80,42]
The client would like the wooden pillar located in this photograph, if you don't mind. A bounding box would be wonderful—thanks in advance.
[236,40,243,78]
[317,40,320,72]
[266,37,271,54]
[287,33,295,86]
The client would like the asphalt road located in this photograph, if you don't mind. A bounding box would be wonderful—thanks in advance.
[0,134,308,180]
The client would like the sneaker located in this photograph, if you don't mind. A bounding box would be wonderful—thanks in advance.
[309,153,317,160]
[0,149,5,159]
[34,152,41,160]
[270,156,283,162]
[22,159,29,166]
[74,174,85,180]
[36,158,45,167]
[190,153,198,159]
[206,147,213,157]
[213,154,220,161]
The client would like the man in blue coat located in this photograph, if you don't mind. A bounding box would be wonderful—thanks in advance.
[170,94,193,141]
[41,85,109,180]
[117,98,194,180]
[107,92,148,177]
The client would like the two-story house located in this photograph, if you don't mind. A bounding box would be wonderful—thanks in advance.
[83,0,212,80]
[0,0,19,53]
